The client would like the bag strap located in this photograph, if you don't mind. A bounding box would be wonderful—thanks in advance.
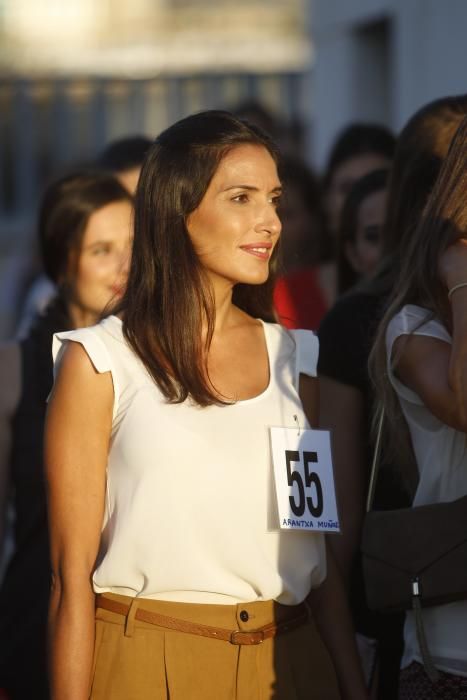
[412,591,441,683]
[366,409,441,682]
[365,407,385,513]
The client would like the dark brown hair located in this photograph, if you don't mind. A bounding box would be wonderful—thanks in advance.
[278,155,331,268]
[39,170,132,284]
[370,115,467,470]
[97,136,153,173]
[119,110,281,406]
[323,123,395,191]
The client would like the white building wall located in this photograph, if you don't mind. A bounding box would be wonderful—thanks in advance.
[310,0,467,169]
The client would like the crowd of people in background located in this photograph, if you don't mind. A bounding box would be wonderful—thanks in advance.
[0,92,466,700]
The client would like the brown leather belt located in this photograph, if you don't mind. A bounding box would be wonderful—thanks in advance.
[96,595,309,645]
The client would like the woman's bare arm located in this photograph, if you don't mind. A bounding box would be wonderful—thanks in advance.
[308,542,368,700]
[319,377,366,587]
[438,239,467,428]
[45,342,113,700]
[300,375,368,699]
[0,342,21,552]
[393,333,467,432]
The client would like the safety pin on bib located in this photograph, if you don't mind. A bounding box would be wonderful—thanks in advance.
[293,414,301,436]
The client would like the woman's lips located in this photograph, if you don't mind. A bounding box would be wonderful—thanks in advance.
[239,243,272,261]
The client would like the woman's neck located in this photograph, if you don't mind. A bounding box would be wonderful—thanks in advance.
[202,275,239,338]
[66,302,100,329]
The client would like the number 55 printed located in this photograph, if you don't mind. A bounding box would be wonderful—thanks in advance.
[270,427,340,532]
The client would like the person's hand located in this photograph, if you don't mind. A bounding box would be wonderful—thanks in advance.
[439,239,467,290]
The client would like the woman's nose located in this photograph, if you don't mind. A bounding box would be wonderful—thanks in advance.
[256,205,281,237]
[116,245,132,281]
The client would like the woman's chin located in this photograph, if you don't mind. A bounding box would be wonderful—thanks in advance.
[236,268,270,286]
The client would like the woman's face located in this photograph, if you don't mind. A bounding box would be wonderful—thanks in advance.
[345,188,387,278]
[68,200,133,325]
[186,144,282,289]
[326,154,391,236]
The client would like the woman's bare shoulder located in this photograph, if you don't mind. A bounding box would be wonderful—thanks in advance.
[48,341,114,437]
[53,340,113,397]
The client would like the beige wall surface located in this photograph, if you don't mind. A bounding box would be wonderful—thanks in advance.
[310,0,467,169]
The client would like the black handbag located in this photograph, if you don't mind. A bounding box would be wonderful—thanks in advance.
[361,410,467,682]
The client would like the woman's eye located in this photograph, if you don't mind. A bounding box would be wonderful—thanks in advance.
[271,195,282,209]
[232,193,249,203]
[91,245,111,255]
[363,225,381,245]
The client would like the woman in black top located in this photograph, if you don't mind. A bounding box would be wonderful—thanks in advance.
[0,171,133,699]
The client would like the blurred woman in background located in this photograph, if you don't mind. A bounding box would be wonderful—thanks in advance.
[336,169,388,296]
[319,122,396,307]
[17,136,150,338]
[370,116,467,699]
[318,95,467,699]
[323,123,395,240]
[274,155,331,329]
[0,172,133,699]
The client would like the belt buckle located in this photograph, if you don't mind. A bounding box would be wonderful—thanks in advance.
[230,629,265,645]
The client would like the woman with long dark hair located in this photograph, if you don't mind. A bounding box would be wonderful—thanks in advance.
[318,95,467,698]
[0,171,133,699]
[45,111,367,699]
[370,116,467,699]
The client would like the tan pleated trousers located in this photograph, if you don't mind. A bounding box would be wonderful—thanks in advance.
[90,593,340,700]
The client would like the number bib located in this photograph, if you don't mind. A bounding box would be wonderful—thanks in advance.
[270,427,340,533]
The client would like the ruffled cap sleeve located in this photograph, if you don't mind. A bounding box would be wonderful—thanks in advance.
[290,329,319,388]
[52,326,119,416]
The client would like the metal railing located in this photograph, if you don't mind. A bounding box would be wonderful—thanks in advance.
[0,72,308,236]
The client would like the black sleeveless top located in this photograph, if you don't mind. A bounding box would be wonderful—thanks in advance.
[0,298,70,699]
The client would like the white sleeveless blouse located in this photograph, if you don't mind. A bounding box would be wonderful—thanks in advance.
[53,316,326,605]
[387,305,467,676]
